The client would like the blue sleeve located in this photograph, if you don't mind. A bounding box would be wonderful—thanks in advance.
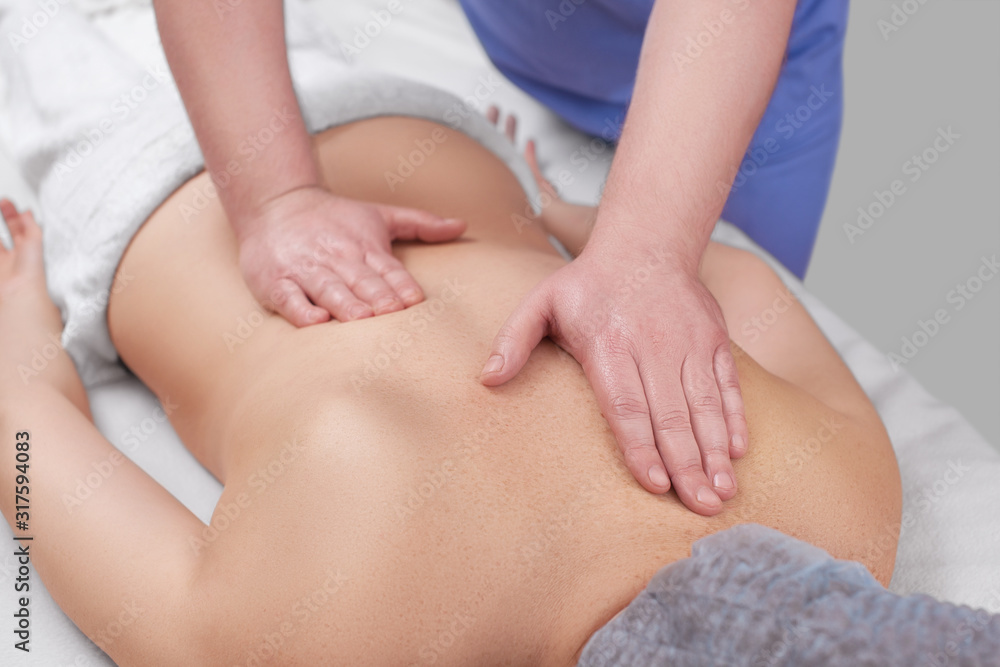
[721,0,848,278]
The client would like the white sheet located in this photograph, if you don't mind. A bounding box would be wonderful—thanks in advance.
[1,1,998,665]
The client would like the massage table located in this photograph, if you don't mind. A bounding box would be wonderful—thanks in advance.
[0,1,997,664]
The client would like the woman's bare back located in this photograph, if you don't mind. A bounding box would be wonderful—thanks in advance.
[104,117,901,666]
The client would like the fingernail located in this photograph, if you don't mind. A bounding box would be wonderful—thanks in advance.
[443,218,463,225]
[374,297,399,313]
[732,434,747,454]
[696,486,721,507]
[713,471,735,492]
[648,466,669,489]
[401,289,421,303]
[348,304,371,319]
[482,354,504,375]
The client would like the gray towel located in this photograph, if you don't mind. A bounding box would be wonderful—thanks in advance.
[579,524,1000,666]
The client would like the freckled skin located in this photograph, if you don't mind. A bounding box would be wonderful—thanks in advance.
[97,118,898,666]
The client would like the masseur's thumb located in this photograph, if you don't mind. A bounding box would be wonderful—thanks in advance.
[381,204,466,244]
[480,286,551,386]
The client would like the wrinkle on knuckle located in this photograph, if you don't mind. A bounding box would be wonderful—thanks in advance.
[595,332,637,361]
[670,460,706,480]
[620,441,656,467]
[687,394,722,416]
[607,394,649,421]
[717,375,742,393]
[653,409,690,435]
[492,328,522,351]
[342,272,370,291]
[313,276,339,297]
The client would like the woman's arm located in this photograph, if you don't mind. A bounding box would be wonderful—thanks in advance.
[0,201,206,665]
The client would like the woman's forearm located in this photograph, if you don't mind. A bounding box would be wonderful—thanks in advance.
[593,0,797,270]
[153,0,318,232]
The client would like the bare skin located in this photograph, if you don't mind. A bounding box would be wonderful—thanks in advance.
[0,117,900,667]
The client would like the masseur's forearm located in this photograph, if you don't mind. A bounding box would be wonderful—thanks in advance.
[153,0,317,229]
[593,0,797,270]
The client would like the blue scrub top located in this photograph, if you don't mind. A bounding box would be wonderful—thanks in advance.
[458,0,848,278]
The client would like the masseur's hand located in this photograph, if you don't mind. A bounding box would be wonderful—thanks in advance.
[480,231,747,515]
[237,186,466,326]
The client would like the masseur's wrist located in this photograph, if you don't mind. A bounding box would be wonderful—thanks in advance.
[585,208,708,279]
[210,127,323,242]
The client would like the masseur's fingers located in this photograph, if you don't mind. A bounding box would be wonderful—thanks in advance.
[584,345,669,496]
[681,350,735,501]
[366,250,424,307]
[641,354,723,513]
[267,277,330,327]
[480,283,551,385]
[379,205,467,244]
[333,259,404,316]
[300,268,373,322]
[715,344,749,458]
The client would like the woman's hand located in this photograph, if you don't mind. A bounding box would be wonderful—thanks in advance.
[487,107,596,255]
[0,199,44,302]
[235,186,466,326]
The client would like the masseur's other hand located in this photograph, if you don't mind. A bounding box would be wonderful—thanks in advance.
[236,186,466,326]
[480,232,748,515]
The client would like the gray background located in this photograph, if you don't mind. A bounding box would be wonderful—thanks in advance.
[807,0,999,447]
